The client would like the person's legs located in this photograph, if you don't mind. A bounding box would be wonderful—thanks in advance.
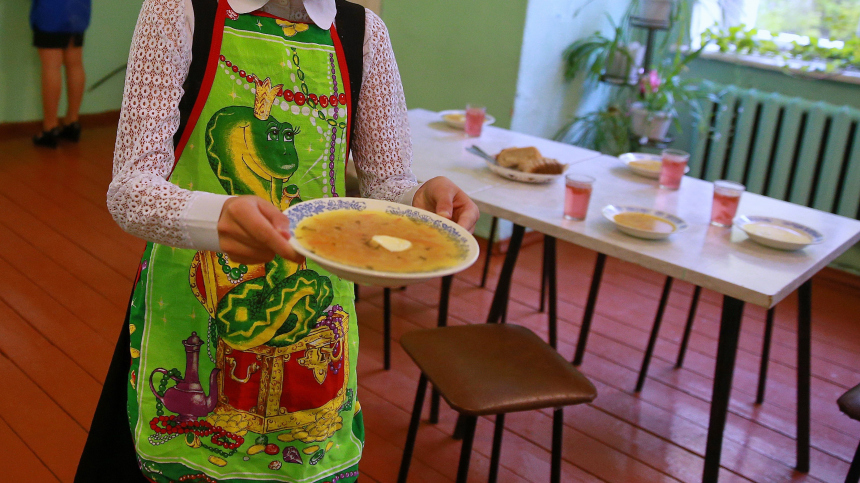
[37,47,64,131]
[62,42,85,125]
[59,38,85,141]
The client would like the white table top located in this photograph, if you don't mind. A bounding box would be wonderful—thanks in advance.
[468,155,860,308]
[408,109,602,194]
[408,109,860,308]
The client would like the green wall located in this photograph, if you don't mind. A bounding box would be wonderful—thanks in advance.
[381,0,529,129]
[0,1,141,124]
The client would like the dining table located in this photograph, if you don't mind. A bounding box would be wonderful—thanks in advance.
[407,108,860,482]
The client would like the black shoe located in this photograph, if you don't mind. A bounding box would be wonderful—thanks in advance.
[58,122,81,142]
[33,127,60,148]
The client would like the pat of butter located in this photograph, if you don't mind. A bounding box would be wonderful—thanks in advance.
[370,235,412,252]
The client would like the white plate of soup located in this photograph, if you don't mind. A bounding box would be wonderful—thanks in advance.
[439,110,496,130]
[602,205,688,240]
[734,215,824,251]
[285,198,480,287]
[619,152,690,179]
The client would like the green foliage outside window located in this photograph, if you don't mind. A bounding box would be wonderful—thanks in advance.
[756,0,860,41]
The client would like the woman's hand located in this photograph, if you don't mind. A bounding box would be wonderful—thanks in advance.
[217,196,304,265]
[412,176,480,232]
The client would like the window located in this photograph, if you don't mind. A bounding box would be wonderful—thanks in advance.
[691,0,860,80]
[694,0,860,42]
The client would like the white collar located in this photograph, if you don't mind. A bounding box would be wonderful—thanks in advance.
[228,0,337,30]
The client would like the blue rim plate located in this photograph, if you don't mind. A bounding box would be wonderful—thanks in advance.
[734,215,824,251]
[285,197,480,287]
[602,205,688,240]
[439,110,496,130]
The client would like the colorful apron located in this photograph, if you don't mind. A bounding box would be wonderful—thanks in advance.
[127,4,361,482]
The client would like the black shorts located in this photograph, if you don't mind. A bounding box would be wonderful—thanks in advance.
[33,29,84,49]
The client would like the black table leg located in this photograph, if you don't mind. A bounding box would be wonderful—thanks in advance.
[398,373,428,483]
[702,295,745,483]
[756,307,775,405]
[539,237,548,313]
[572,253,607,366]
[636,277,674,392]
[676,285,702,368]
[486,224,525,325]
[384,287,391,370]
[545,236,558,349]
[480,217,499,288]
[797,280,812,473]
[429,275,453,424]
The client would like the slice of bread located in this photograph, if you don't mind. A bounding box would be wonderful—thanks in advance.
[496,146,542,169]
[497,146,565,174]
[521,157,565,174]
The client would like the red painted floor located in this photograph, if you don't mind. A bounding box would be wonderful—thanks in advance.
[1,125,859,482]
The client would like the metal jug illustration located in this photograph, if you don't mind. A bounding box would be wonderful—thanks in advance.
[149,332,220,422]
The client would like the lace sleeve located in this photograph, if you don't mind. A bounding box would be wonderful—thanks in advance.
[350,10,418,202]
[106,0,200,248]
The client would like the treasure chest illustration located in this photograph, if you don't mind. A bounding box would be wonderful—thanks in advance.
[190,250,347,441]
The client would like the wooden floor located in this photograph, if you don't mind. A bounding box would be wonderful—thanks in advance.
[1,125,860,482]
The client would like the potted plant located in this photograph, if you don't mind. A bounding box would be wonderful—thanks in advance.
[563,17,644,85]
[632,0,674,28]
[629,44,707,141]
[555,105,631,156]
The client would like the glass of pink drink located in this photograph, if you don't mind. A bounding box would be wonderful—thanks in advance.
[658,149,690,190]
[564,174,595,221]
[710,180,745,227]
[464,105,486,137]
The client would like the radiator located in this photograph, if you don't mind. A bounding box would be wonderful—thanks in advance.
[689,81,860,220]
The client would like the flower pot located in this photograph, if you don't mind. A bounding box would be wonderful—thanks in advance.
[604,42,645,84]
[630,104,673,141]
[632,0,673,27]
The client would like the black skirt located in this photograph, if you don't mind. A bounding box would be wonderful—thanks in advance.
[75,309,150,482]
[33,29,84,49]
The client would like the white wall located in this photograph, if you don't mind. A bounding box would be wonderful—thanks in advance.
[511,0,631,139]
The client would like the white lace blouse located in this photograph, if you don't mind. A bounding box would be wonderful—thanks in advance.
[106,0,419,252]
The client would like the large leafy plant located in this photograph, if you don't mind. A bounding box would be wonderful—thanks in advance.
[562,15,638,83]
[637,43,708,115]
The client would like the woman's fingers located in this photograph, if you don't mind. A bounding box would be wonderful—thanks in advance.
[218,196,303,264]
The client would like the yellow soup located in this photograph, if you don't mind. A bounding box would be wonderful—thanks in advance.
[614,212,676,234]
[744,223,812,244]
[294,210,464,273]
[629,159,662,172]
[443,113,466,124]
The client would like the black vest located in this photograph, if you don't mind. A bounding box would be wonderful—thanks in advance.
[174,0,366,149]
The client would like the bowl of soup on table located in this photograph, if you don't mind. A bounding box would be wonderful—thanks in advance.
[619,152,690,179]
[439,110,496,130]
[285,198,479,287]
[602,205,688,240]
[734,215,824,251]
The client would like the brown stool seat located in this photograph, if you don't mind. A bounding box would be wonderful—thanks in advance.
[839,383,860,420]
[401,324,596,416]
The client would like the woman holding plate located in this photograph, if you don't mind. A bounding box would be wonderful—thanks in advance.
[76,0,478,482]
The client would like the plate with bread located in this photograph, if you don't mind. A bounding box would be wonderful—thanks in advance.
[466,146,567,184]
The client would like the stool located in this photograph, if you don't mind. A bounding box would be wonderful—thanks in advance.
[398,324,596,482]
[838,383,860,482]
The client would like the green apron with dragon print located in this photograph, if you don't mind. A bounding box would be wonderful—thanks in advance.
[127,6,362,482]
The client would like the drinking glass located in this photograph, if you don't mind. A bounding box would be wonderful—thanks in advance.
[710,180,745,227]
[658,149,689,190]
[464,105,486,137]
[564,174,595,221]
